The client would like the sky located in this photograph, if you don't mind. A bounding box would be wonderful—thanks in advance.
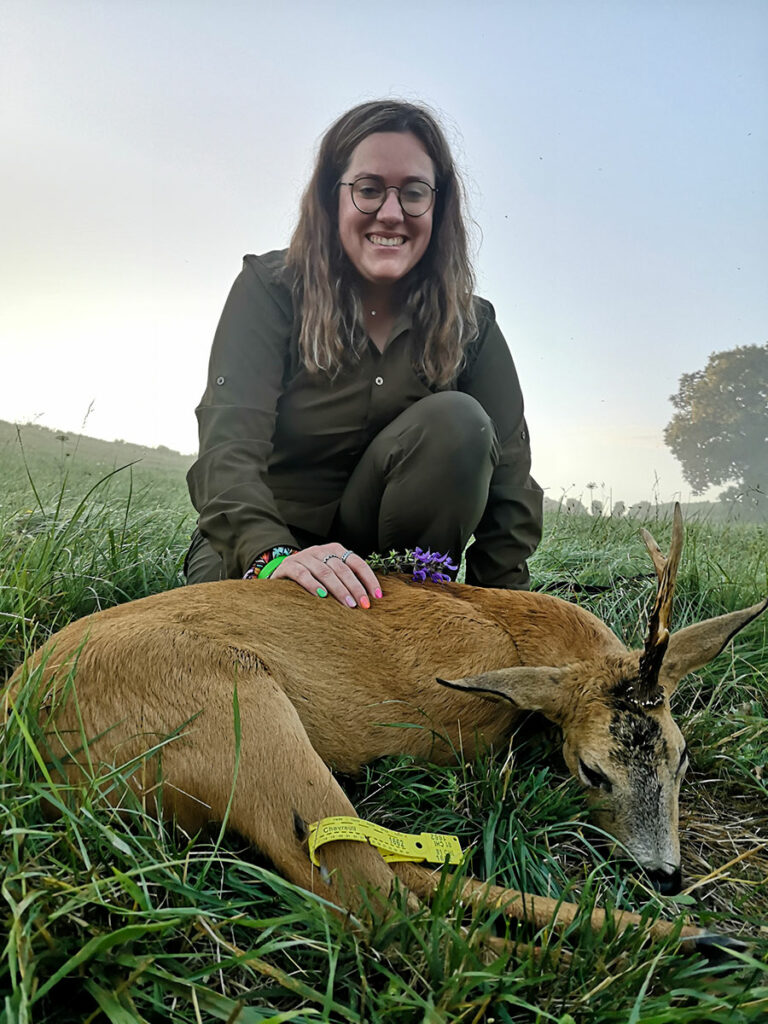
[2,0,766,506]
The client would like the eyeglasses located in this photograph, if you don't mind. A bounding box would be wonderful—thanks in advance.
[338,176,437,217]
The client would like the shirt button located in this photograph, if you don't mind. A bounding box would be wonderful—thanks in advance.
[375,376,384,386]
[216,376,225,386]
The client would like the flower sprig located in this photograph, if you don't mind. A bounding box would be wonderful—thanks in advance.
[367,547,458,585]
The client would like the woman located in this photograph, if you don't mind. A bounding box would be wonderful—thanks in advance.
[185,100,543,607]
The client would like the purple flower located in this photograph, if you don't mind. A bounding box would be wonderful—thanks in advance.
[411,547,458,584]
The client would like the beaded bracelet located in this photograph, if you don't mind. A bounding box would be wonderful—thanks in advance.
[243,545,298,580]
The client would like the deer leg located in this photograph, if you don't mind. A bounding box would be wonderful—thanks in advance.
[32,648,412,918]
[462,878,748,960]
[143,666,401,915]
[393,864,710,950]
[457,877,706,945]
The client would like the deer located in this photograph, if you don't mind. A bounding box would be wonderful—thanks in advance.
[6,505,766,960]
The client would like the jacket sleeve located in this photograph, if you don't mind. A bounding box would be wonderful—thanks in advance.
[458,300,543,589]
[186,255,300,578]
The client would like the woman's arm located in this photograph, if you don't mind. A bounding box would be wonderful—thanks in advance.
[187,253,382,606]
[187,254,300,578]
[458,300,544,589]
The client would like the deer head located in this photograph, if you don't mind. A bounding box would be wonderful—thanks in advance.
[440,506,767,893]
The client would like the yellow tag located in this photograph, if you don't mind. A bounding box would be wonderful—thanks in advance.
[307,815,463,867]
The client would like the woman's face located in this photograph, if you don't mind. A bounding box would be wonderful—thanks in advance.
[337,131,435,290]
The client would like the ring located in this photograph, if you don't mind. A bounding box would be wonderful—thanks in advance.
[322,553,341,564]
[341,549,354,563]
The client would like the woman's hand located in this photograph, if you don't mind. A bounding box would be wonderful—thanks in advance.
[270,544,383,608]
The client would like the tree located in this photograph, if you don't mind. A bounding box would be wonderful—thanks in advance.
[664,344,768,500]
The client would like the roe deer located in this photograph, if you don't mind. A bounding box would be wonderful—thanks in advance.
[6,506,766,956]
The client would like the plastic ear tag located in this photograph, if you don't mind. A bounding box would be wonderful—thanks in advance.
[307,815,463,867]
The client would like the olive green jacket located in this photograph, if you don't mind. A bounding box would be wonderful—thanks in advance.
[187,251,543,586]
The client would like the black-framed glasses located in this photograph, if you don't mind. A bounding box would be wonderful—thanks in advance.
[338,176,437,217]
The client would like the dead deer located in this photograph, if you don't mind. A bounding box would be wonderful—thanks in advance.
[6,506,766,958]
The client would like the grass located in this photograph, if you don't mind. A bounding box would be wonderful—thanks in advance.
[1,429,767,1022]
[0,423,191,678]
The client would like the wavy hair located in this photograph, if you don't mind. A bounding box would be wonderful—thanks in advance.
[286,100,477,386]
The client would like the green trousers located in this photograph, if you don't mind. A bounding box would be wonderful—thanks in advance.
[185,391,501,585]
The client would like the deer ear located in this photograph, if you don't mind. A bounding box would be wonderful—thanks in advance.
[437,666,568,725]
[660,598,767,694]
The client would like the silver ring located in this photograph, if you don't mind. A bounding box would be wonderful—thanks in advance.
[341,549,354,563]
[322,553,341,564]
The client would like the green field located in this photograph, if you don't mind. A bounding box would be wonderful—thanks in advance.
[1,423,767,1023]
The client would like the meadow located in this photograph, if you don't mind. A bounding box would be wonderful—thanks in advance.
[1,423,767,1023]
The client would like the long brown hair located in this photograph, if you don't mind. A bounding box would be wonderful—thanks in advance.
[286,100,478,386]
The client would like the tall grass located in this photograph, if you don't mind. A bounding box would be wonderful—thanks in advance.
[0,437,191,678]
[1,444,767,1022]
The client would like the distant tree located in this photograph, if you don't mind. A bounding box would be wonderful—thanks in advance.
[664,344,768,499]
[611,501,626,518]
[591,500,603,517]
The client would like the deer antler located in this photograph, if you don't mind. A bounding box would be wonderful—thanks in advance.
[635,503,684,705]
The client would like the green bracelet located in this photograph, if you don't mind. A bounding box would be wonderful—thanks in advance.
[258,555,288,579]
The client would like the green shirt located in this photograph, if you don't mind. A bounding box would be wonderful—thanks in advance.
[187,251,543,586]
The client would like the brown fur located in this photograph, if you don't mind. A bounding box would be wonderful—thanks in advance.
[7,572,767,948]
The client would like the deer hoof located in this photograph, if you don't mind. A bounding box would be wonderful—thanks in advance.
[692,933,750,966]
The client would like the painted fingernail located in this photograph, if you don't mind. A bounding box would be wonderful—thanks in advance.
[374,588,383,599]
[316,587,328,598]
[360,595,371,610]
[345,595,356,608]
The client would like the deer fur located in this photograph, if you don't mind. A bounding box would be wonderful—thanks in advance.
[6,511,767,955]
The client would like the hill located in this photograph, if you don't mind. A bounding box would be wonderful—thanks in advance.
[0,419,194,508]
[3,418,763,523]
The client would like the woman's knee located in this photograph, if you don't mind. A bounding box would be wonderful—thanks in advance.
[409,391,497,463]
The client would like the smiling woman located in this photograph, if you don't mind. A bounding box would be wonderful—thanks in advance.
[336,132,436,315]
[185,100,543,606]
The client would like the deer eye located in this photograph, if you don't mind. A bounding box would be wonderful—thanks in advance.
[578,759,613,793]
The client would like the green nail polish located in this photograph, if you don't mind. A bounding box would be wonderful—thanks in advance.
[316,587,328,598]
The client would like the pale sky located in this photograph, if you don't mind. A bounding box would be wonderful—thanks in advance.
[2,0,766,506]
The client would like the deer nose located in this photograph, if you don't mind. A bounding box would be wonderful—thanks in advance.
[646,866,681,895]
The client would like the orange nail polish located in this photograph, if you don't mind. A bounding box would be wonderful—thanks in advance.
[360,595,371,610]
